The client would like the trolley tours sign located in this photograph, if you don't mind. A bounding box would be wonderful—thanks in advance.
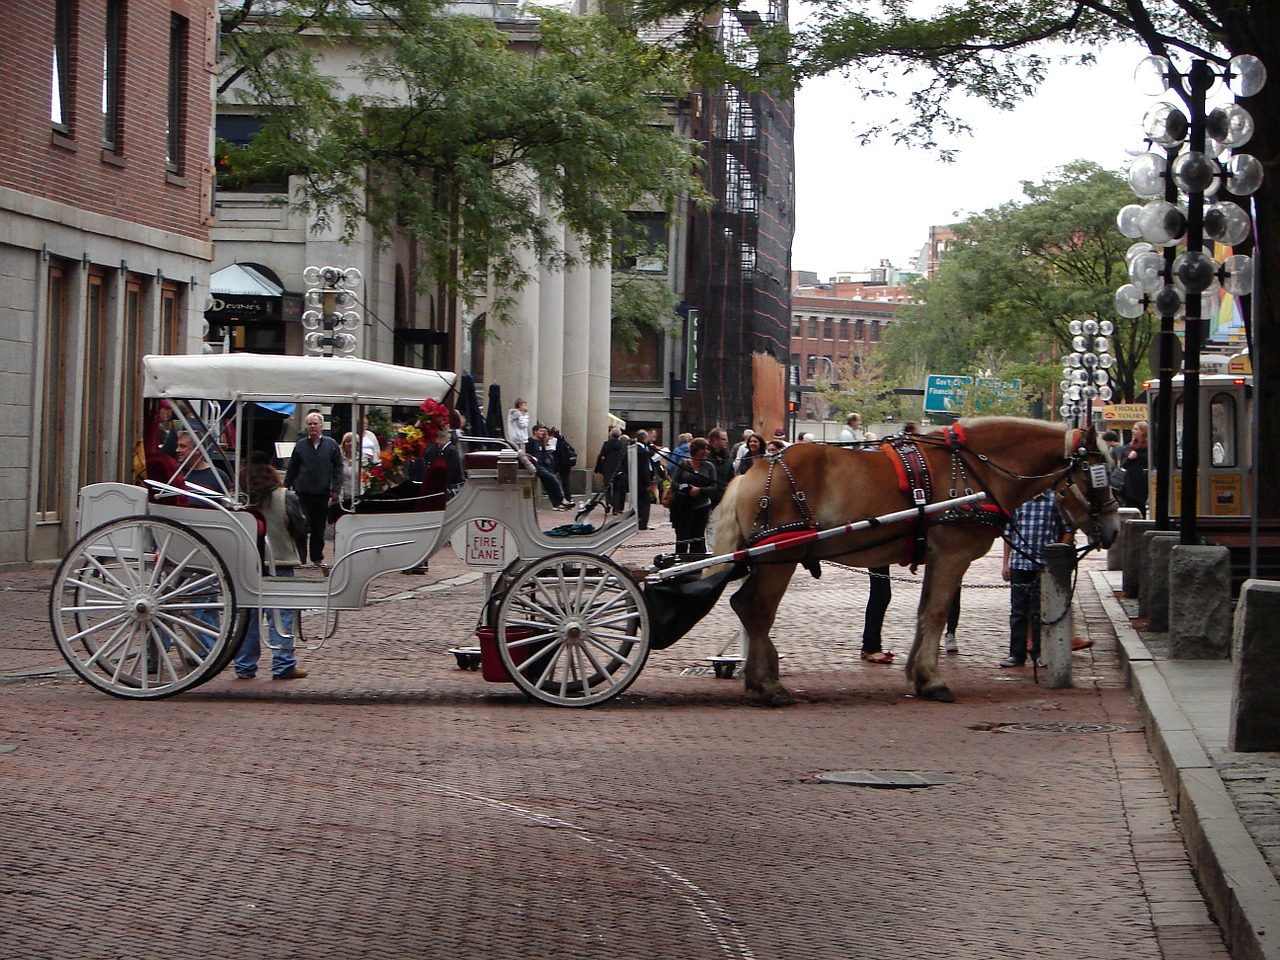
[451,518,514,569]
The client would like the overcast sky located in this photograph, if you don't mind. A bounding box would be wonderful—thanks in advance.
[791,42,1158,279]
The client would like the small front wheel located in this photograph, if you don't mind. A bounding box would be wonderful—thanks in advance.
[50,517,243,699]
[494,552,649,707]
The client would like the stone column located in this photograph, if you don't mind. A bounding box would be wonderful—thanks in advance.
[1230,579,1280,751]
[488,243,541,425]
[585,258,612,461]
[560,234,592,494]
[1109,507,1142,571]
[535,207,566,431]
[1041,543,1074,689]
[1141,531,1181,631]
[1168,544,1232,659]
[1122,518,1156,598]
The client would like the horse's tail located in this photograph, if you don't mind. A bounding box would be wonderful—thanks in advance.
[706,475,748,576]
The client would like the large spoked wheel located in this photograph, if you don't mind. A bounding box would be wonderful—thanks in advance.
[494,551,650,707]
[50,517,242,699]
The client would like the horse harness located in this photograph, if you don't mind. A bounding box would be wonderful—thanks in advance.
[748,425,1011,574]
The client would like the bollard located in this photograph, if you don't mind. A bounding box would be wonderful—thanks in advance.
[1109,507,1142,571]
[1122,518,1156,598]
[1041,543,1074,689]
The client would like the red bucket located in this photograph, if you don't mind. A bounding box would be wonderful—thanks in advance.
[476,626,539,683]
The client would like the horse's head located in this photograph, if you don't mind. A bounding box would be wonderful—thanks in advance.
[1055,425,1121,548]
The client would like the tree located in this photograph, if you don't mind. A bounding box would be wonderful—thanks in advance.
[218,0,707,324]
[880,163,1149,407]
[633,0,1280,513]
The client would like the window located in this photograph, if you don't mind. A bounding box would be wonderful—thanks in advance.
[118,280,147,479]
[740,242,756,280]
[38,263,71,520]
[216,115,290,193]
[855,318,864,340]
[1210,393,1237,467]
[790,316,801,336]
[870,320,881,342]
[839,319,848,340]
[103,0,124,151]
[617,212,667,273]
[807,317,818,339]
[51,0,73,130]
[823,318,833,340]
[81,270,112,488]
[611,326,663,384]
[166,14,188,173]
[160,283,182,353]
[806,355,817,379]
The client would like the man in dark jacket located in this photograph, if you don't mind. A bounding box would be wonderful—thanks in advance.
[527,424,574,511]
[705,428,735,507]
[594,427,628,515]
[285,410,344,567]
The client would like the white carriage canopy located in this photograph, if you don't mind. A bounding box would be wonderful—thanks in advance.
[143,354,457,406]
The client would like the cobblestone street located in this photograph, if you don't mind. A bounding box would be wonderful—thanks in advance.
[0,511,1237,959]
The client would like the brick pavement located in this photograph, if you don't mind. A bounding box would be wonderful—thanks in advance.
[0,509,1231,959]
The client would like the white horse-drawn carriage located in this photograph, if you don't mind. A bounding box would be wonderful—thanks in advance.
[51,353,651,707]
[50,353,1120,709]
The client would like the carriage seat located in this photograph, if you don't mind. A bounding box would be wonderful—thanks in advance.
[349,456,451,514]
[464,450,502,476]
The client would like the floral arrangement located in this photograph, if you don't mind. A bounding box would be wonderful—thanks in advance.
[365,398,451,493]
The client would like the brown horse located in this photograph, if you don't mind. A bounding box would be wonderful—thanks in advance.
[711,418,1120,705]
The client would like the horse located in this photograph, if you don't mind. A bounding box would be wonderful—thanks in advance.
[711,418,1121,705]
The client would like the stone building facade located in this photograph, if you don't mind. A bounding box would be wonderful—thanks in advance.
[0,0,216,568]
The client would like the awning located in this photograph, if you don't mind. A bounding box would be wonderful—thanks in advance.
[206,263,301,323]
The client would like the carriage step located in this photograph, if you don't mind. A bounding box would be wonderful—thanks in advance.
[448,646,483,671]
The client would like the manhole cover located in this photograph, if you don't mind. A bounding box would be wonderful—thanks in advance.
[996,721,1139,734]
[814,770,968,788]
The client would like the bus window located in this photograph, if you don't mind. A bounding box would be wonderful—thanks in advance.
[1174,396,1184,468]
[1210,393,1236,467]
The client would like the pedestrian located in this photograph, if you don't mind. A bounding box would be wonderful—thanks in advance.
[1000,488,1072,668]
[860,566,894,664]
[766,437,787,454]
[593,426,628,515]
[506,397,530,449]
[942,588,962,653]
[705,428,734,507]
[730,429,755,471]
[670,437,716,554]
[548,426,576,500]
[175,432,231,495]
[633,429,657,530]
[526,424,574,511]
[670,432,693,468]
[233,454,308,681]
[736,432,767,475]
[1101,429,1123,469]
[284,409,344,569]
[838,412,864,444]
[1119,421,1149,516]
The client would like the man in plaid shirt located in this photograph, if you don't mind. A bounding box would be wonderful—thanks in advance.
[1000,488,1073,667]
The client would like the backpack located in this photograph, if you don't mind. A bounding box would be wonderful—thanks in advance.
[285,490,309,560]
[559,437,578,467]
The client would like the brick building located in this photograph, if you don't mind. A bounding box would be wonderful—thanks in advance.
[0,1,217,567]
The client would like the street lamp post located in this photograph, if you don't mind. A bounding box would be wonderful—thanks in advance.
[302,265,363,358]
[1114,54,1266,544]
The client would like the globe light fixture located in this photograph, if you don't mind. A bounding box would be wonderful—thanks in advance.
[303,265,363,358]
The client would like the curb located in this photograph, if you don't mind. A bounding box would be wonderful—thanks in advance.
[1092,570,1280,960]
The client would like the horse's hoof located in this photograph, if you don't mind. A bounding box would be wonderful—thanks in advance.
[918,684,955,703]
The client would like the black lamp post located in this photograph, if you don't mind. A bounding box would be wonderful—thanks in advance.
[1114,54,1266,545]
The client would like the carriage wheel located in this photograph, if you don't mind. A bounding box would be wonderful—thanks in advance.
[50,517,242,699]
[494,551,650,707]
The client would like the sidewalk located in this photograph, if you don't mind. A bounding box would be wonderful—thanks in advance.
[1089,569,1280,960]
[1,514,1276,959]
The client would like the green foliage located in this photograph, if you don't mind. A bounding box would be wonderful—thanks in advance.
[611,273,681,351]
[879,162,1154,403]
[218,1,707,310]
[815,356,921,426]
